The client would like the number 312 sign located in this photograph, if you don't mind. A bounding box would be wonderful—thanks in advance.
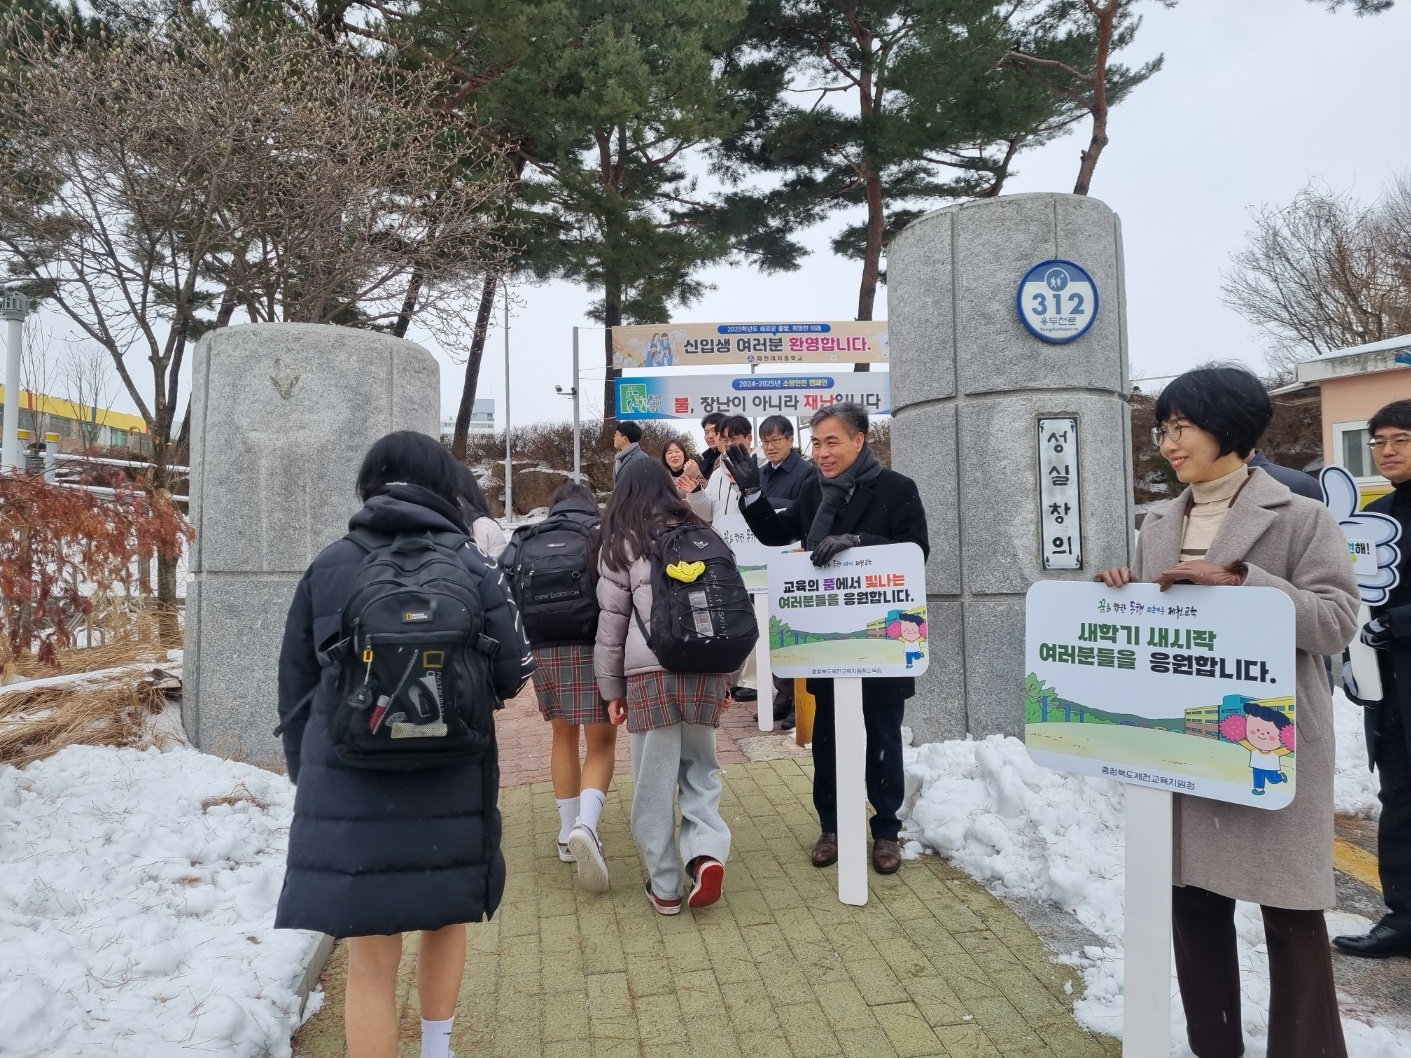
[1016,260,1099,344]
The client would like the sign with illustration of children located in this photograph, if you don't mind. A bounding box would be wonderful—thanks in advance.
[1025,581,1296,809]
[767,543,928,679]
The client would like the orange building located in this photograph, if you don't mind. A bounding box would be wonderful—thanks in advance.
[1294,335,1411,507]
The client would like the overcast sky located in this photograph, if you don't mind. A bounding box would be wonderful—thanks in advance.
[423,0,1411,430]
[30,0,1411,435]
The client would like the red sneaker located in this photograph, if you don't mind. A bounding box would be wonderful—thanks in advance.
[686,857,724,909]
[644,882,682,916]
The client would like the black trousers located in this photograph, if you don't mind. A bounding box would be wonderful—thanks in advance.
[1375,701,1411,932]
[809,683,905,842]
[1172,885,1346,1058]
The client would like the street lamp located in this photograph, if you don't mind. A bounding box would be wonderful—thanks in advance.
[2,289,32,473]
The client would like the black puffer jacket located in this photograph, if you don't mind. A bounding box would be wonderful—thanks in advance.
[273,484,534,937]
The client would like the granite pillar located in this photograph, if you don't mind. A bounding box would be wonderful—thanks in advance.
[185,323,440,764]
[889,193,1134,742]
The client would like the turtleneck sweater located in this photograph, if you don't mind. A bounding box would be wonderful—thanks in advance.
[1179,465,1251,562]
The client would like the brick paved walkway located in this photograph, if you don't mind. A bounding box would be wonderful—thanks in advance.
[495,682,764,788]
[293,721,1119,1058]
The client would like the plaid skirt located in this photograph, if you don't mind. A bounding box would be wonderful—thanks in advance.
[625,670,731,734]
[532,643,609,726]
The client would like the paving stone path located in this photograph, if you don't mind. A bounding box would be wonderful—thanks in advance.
[293,692,1119,1058]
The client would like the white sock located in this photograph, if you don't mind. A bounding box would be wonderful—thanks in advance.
[556,797,579,843]
[578,788,607,834]
[421,1016,454,1058]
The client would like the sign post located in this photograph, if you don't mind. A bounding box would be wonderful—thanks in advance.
[770,542,929,906]
[717,511,794,734]
[1026,580,1296,1056]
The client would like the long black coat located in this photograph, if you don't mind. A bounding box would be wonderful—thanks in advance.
[739,462,930,704]
[1364,489,1411,770]
[273,484,535,938]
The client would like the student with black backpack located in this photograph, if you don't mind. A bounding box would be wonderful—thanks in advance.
[498,482,618,892]
[594,460,757,915]
[273,431,534,1058]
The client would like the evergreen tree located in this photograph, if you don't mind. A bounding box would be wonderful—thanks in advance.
[395,0,811,419]
[727,0,1163,326]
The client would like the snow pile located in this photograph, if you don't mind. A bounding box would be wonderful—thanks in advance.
[902,690,1408,1057]
[0,745,319,1057]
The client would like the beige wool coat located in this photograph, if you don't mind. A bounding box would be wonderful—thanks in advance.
[1134,467,1358,909]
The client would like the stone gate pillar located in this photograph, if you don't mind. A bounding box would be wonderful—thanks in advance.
[185,323,440,763]
[889,193,1134,742]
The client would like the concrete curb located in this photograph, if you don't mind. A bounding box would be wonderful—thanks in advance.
[296,933,336,1018]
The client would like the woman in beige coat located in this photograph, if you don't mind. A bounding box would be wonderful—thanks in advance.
[1099,366,1358,1058]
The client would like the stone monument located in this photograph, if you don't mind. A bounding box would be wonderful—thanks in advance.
[185,323,440,763]
[889,193,1134,743]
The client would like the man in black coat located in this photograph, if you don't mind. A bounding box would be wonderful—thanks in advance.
[1335,400,1411,959]
[756,415,821,727]
[723,402,929,875]
[759,414,820,509]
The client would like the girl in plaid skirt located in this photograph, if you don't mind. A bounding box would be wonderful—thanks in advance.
[500,484,618,893]
[595,460,732,915]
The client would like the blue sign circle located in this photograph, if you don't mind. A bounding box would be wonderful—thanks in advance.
[1016,260,1099,344]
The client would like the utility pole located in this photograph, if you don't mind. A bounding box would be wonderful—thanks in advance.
[502,281,513,522]
[555,326,582,484]
[571,326,581,482]
[3,290,32,473]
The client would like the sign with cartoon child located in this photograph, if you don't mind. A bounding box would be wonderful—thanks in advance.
[767,543,928,679]
[1025,581,1296,809]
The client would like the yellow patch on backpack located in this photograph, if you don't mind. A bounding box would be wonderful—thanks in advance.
[666,560,706,584]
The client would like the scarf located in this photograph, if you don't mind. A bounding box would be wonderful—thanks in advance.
[805,444,882,549]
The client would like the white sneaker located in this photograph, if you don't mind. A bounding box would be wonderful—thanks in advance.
[557,840,576,863]
[566,823,609,893]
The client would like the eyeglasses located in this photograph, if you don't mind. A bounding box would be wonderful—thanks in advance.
[1369,434,1411,451]
[1150,421,1191,447]
[760,435,790,446]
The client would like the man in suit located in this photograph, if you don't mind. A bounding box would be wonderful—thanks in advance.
[1335,399,1411,959]
[757,415,820,729]
[723,402,929,874]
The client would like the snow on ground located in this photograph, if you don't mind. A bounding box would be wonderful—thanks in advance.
[901,690,1408,1058]
[0,744,318,1058]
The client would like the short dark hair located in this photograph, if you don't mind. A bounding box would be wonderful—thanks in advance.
[1244,702,1291,729]
[701,412,728,431]
[759,415,794,440]
[1154,365,1271,459]
[895,612,924,627]
[723,414,752,440]
[616,420,643,444]
[1369,400,1411,436]
[811,402,868,438]
[357,431,459,502]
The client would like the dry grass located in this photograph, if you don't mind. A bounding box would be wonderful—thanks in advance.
[200,781,272,813]
[0,680,175,769]
[1,619,176,683]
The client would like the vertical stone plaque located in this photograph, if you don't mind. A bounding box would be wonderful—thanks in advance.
[1038,417,1082,571]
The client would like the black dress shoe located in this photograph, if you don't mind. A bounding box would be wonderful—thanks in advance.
[779,711,795,731]
[1332,923,1411,959]
[731,686,758,702]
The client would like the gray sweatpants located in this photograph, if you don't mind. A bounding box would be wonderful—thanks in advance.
[629,723,732,900]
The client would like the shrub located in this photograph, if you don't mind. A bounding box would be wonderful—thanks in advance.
[0,473,193,665]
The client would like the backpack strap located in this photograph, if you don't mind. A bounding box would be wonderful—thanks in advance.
[345,527,392,554]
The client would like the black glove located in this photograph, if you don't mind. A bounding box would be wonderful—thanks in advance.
[1361,616,1393,651]
[721,443,762,495]
[811,533,861,567]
